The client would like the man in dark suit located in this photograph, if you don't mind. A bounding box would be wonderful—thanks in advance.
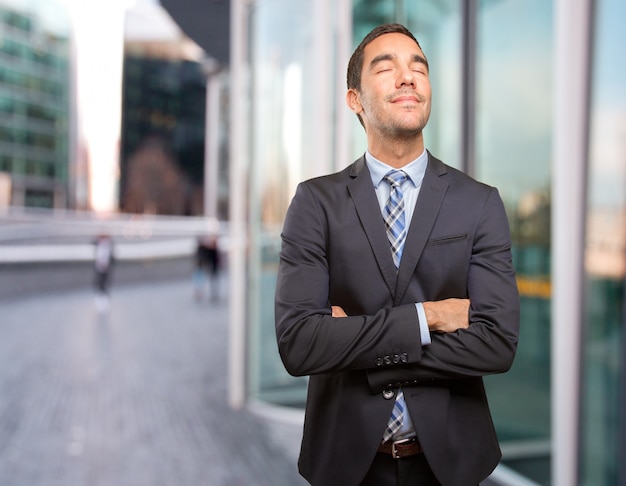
[275,23,519,486]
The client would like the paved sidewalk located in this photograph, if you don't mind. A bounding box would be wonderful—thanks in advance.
[0,275,307,486]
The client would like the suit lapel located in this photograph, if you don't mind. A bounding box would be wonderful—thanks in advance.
[395,155,449,304]
[347,157,398,296]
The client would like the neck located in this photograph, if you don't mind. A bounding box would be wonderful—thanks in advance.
[368,134,425,168]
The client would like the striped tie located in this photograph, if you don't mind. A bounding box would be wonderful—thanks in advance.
[383,170,408,269]
[383,388,405,442]
[382,170,408,442]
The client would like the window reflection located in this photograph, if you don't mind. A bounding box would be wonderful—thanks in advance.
[242,0,625,483]
[477,0,553,482]
[247,0,317,406]
[580,0,626,483]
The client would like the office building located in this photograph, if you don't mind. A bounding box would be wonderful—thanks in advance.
[0,0,71,208]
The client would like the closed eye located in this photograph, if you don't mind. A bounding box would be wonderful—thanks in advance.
[411,65,428,76]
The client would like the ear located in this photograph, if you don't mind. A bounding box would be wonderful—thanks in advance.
[346,89,363,114]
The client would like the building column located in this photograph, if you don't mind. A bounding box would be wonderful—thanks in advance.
[551,0,594,485]
[228,0,250,410]
[203,60,222,220]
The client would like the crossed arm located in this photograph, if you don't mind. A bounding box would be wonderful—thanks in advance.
[332,298,470,334]
[276,182,519,382]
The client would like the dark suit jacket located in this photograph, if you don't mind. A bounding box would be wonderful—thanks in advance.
[275,153,520,486]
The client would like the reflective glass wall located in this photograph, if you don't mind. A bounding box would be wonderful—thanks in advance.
[240,0,625,483]
[476,1,553,482]
[245,0,342,406]
[580,0,626,483]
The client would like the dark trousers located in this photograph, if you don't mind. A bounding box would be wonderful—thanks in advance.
[95,270,110,294]
[360,452,442,486]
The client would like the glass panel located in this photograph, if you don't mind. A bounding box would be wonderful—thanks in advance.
[247,0,323,406]
[580,0,626,483]
[476,0,553,482]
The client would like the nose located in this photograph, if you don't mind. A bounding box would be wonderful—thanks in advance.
[397,67,416,88]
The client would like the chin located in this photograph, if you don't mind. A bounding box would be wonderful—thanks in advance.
[390,126,424,139]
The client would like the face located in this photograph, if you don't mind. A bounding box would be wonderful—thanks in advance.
[347,33,432,138]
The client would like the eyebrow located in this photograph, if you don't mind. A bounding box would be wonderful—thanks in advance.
[369,53,429,71]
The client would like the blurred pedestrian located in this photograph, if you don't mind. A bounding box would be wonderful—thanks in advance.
[93,233,114,312]
[193,234,220,301]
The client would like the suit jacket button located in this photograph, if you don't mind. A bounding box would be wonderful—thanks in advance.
[382,390,395,400]
[383,355,392,365]
[401,353,408,363]
[392,354,400,364]
[375,358,383,367]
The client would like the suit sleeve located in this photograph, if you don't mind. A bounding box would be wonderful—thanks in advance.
[275,182,423,377]
[366,188,520,392]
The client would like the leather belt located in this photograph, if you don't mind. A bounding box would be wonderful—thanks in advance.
[377,437,423,459]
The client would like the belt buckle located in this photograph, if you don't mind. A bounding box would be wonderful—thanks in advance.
[390,437,414,459]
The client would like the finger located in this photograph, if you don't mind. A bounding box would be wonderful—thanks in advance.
[331,306,347,318]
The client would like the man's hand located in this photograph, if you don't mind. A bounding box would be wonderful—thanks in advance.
[332,300,469,332]
[331,305,348,318]
[423,298,470,333]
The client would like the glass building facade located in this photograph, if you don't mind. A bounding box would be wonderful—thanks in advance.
[0,0,71,208]
[230,0,625,484]
[476,1,553,482]
[580,0,625,484]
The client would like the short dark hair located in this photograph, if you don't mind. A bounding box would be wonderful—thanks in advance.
[346,23,427,91]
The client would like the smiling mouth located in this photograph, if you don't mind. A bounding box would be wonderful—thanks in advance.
[388,91,424,104]
[393,96,419,104]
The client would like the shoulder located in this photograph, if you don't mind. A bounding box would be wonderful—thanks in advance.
[295,157,366,198]
[427,152,495,194]
[426,152,507,220]
[303,157,364,186]
[285,158,368,221]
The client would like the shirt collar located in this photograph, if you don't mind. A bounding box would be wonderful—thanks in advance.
[365,149,428,188]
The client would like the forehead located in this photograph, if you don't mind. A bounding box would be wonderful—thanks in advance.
[363,32,424,63]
